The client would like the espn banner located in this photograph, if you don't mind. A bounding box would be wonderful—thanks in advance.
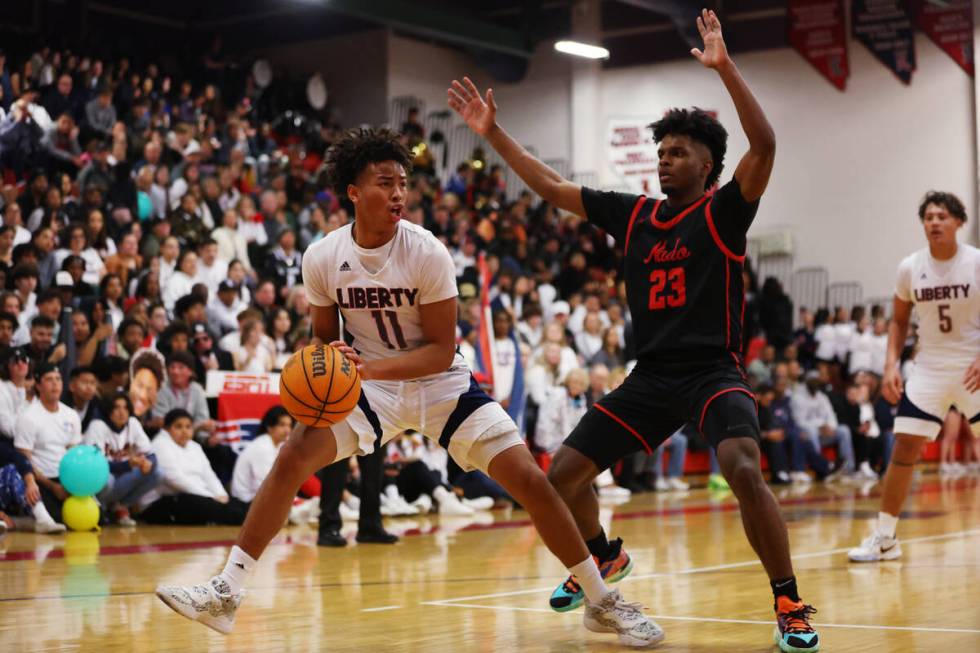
[207,371,282,452]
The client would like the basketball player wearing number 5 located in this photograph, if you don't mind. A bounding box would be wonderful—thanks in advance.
[451,10,820,652]
[156,128,662,647]
[849,192,980,562]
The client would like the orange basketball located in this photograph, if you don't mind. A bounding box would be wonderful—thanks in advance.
[279,344,361,427]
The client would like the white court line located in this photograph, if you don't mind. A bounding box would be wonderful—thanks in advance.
[421,528,980,606]
[361,605,402,612]
[430,603,980,635]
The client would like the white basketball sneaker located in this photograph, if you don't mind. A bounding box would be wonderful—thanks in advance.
[584,589,665,647]
[848,532,902,562]
[156,576,244,634]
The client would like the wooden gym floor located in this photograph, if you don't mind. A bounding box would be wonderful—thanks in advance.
[1,470,978,652]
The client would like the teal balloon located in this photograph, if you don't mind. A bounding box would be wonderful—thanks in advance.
[137,191,152,221]
[59,445,109,496]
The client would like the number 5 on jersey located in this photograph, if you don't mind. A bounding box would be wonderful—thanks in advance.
[649,267,687,310]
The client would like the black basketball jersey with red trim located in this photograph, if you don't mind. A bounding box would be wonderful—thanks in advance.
[582,178,759,362]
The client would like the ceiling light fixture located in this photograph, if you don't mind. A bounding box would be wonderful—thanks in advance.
[554,40,610,60]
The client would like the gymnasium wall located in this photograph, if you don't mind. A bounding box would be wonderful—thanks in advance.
[387,35,574,163]
[258,30,389,128]
[586,34,978,299]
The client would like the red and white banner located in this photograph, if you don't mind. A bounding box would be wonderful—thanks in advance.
[916,0,974,76]
[474,253,495,390]
[207,371,282,452]
[788,0,849,90]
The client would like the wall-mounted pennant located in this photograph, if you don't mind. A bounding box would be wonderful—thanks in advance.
[788,0,849,90]
[852,0,916,84]
[916,0,974,76]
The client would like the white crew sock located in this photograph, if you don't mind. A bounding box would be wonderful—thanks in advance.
[569,557,612,603]
[876,512,899,538]
[32,500,57,524]
[218,545,257,594]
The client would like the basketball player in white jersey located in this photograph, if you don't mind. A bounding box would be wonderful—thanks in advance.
[849,191,980,562]
[155,128,662,647]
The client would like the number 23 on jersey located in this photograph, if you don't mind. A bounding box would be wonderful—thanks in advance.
[649,267,687,310]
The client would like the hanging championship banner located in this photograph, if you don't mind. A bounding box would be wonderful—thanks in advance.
[607,119,662,196]
[852,0,916,84]
[916,0,974,76]
[788,0,849,90]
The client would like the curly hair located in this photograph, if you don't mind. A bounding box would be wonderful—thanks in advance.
[325,127,413,195]
[918,191,967,223]
[649,108,728,190]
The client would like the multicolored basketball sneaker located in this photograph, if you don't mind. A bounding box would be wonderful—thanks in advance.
[773,596,820,652]
[549,538,634,612]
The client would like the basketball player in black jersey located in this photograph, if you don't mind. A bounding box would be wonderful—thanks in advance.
[450,11,819,652]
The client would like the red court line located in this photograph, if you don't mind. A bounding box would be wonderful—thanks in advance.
[0,480,957,562]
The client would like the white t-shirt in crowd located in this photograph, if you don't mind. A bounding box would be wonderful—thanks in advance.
[141,429,227,506]
[493,336,517,402]
[814,324,837,361]
[230,434,282,503]
[0,380,29,439]
[84,417,153,462]
[195,258,230,296]
[14,399,83,478]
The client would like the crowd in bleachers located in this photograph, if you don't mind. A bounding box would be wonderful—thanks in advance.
[0,44,975,537]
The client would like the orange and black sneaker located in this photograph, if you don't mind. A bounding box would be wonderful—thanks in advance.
[773,596,820,652]
[548,538,634,612]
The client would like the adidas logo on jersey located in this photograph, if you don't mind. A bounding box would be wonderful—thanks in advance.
[339,261,351,272]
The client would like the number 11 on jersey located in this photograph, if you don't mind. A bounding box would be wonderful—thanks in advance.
[371,310,408,349]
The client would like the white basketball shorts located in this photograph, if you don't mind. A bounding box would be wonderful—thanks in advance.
[330,366,523,473]
[895,360,980,439]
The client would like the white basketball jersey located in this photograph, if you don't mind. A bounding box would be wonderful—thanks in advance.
[895,244,980,366]
[303,221,464,371]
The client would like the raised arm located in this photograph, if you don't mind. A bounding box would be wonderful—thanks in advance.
[448,77,585,216]
[691,10,775,202]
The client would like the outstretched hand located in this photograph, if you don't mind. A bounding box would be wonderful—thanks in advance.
[690,9,731,69]
[447,77,497,137]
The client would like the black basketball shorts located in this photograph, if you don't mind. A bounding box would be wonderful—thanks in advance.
[564,354,760,472]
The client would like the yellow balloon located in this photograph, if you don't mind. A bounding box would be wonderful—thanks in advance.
[62,496,101,532]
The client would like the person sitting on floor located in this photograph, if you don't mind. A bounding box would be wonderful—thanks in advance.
[139,409,248,525]
[84,391,162,525]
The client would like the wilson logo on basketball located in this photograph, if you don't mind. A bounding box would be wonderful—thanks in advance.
[340,358,352,376]
[644,238,691,264]
[311,346,328,377]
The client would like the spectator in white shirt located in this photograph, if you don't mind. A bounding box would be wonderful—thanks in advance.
[162,248,197,312]
[231,406,292,503]
[869,317,889,377]
[139,409,248,525]
[0,347,31,440]
[847,315,874,378]
[535,368,589,456]
[194,237,229,296]
[791,370,856,473]
[14,363,81,524]
[574,312,605,362]
[208,279,245,336]
[84,392,161,524]
[157,235,180,291]
[212,209,250,272]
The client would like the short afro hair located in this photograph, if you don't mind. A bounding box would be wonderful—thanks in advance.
[325,127,413,195]
[649,108,728,190]
[918,191,967,223]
